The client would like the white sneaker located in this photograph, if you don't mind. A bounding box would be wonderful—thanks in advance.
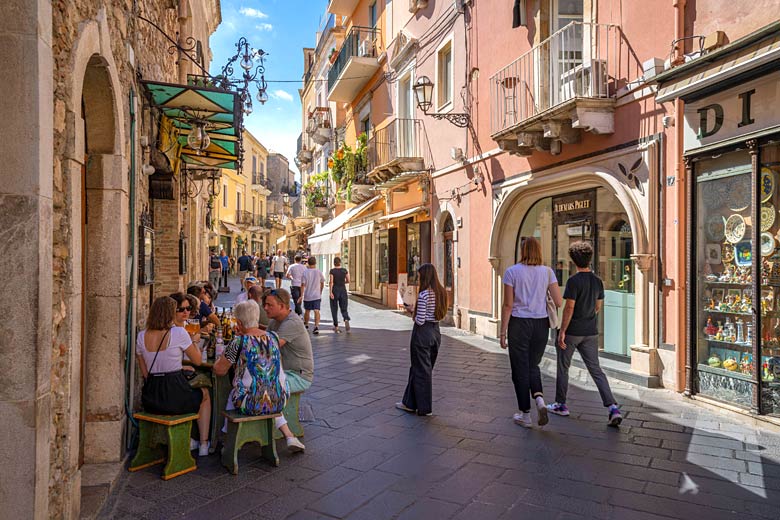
[189,439,199,451]
[513,412,533,428]
[198,442,210,457]
[286,437,305,453]
[536,398,549,427]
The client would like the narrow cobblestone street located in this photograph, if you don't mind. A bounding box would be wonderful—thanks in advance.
[103,286,780,519]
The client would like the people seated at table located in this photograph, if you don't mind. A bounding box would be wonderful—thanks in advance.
[136,295,212,456]
[235,276,259,304]
[263,288,314,396]
[248,285,270,328]
[213,300,306,453]
[188,283,219,329]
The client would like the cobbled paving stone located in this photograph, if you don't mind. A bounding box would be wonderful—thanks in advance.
[101,284,780,519]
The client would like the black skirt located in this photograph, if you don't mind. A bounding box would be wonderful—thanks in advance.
[142,370,203,415]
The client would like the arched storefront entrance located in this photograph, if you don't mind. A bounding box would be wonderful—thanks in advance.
[442,214,455,309]
[515,187,636,357]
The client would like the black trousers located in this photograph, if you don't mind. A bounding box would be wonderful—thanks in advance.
[290,286,303,315]
[329,287,350,326]
[402,322,441,415]
[508,317,549,412]
[220,268,229,288]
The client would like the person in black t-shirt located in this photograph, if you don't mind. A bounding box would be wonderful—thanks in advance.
[329,257,351,333]
[548,241,622,427]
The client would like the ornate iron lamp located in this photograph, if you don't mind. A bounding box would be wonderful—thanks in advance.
[413,75,471,128]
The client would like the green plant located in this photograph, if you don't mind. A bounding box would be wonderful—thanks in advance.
[327,132,369,202]
[303,171,329,212]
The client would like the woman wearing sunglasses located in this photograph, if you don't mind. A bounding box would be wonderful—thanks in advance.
[135,294,212,456]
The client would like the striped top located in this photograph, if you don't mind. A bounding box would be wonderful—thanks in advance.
[414,289,438,325]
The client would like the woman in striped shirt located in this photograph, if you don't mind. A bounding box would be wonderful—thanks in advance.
[396,263,448,416]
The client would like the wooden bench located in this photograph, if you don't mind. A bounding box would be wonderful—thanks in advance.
[221,410,281,475]
[274,391,304,440]
[128,412,198,480]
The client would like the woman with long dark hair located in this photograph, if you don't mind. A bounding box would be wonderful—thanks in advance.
[396,263,448,416]
[500,237,562,428]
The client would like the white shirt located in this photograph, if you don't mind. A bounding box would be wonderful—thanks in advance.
[272,255,288,272]
[236,292,248,304]
[286,263,307,287]
[136,327,192,373]
[503,263,556,319]
[301,268,325,301]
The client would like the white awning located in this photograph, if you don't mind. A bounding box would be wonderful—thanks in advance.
[343,220,375,239]
[220,220,242,234]
[378,205,427,222]
[308,196,381,253]
[276,234,287,245]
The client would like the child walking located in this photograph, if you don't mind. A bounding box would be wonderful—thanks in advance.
[548,241,622,427]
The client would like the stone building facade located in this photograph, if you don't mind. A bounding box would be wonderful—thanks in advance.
[0,1,223,518]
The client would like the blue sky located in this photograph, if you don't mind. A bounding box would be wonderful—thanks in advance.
[209,1,328,175]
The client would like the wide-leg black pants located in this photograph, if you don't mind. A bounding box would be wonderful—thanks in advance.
[508,316,549,412]
[329,287,350,326]
[402,321,441,415]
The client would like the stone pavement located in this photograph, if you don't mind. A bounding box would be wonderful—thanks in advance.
[102,291,780,519]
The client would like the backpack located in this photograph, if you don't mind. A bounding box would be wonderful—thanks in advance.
[231,333,289,415]
[210,255,221,269]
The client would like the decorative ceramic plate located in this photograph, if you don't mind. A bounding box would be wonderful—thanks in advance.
[762,232,776,256]
[725,214,746,244]
[761,204,776,231]
[706,215,725,241]
[762,167,775,203]
[735,241,752,266]
[722,243,735,263]
[727,176,751,211]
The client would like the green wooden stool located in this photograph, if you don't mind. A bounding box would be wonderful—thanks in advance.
[129,412,198,480]
[274,392,304,440]
[221,411,281,475]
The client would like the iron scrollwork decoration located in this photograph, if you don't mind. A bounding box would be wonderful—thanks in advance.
[429,112,471,128]
[137,14,208,74]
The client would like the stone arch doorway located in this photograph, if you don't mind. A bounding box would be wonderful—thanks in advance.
[76,53,127,466]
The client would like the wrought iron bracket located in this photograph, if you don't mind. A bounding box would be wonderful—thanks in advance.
[137,14,207,74]
[429,112,471,128]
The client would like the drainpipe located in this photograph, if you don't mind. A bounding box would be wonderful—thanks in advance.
[673,0,687,393]
[124,89,139,449]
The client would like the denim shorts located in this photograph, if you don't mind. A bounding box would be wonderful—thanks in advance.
[303,299,321,311]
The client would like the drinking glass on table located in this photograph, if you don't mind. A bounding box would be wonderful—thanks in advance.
[185,318,201,336]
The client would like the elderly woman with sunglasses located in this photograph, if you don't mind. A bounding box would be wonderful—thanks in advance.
[136,294,212,456]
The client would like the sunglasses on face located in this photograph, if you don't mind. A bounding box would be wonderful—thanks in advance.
[176,306,191,312]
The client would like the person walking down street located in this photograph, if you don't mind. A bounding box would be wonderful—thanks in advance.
[300,257,325,334]
[548,241,622,426]
[255,252,268,282]
[500,237,562,428]
[208,249,221,289]
[235,276,258,305]
[228,254,236,275]
[329,257,351,333]
[219,249,230,289]
[237,250,254,283]
[272,249,288,289]
[286,255,307,316]
[396,264,447,417]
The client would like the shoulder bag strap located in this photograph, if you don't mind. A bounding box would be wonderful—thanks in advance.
[146,329,170,375]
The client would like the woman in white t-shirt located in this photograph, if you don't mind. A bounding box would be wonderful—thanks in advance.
[500,237,562,428]
[136,295,212,456]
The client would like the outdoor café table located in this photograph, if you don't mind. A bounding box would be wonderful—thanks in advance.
[183,356,231,453]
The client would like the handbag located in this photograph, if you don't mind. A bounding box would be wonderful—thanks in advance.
[141,330,199,415]
[546,290,561,329]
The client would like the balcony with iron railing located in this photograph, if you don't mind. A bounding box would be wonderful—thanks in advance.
[296,131,313,167]
[367,119,431,185]
[235,210,254,226]
[327,0,359,16]
[307,107,333,146]
[328,26,381,103]
[490,22,620,156]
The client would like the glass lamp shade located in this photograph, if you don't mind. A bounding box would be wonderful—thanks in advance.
[187,123,210,154]
[240,56,253,71]
[257,89,269,105]
[413,76,434,113]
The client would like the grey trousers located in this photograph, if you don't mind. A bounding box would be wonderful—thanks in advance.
[555,334,617,407]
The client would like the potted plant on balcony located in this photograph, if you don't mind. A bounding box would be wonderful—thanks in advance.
[328,47,338,64]
[303,172,329,217]
[346,133,373,203]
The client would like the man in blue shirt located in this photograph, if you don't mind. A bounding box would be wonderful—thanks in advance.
[219,249,230,289]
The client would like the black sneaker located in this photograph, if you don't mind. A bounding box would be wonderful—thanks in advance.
[313,327,319,335]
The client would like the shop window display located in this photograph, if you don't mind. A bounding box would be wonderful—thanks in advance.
[693,144,780,414]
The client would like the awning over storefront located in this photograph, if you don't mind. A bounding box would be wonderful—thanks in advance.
[141,80,241,170]
[343,221,375,239]
[220,221,242,234]
[308,196,381,255]
[378,205,427,222]
[655,23,780,102]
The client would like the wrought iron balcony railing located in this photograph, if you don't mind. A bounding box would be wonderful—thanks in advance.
[490,22,620,137]
[367,119,431,183]
[327,26,380,94]
[235,210,254,225]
